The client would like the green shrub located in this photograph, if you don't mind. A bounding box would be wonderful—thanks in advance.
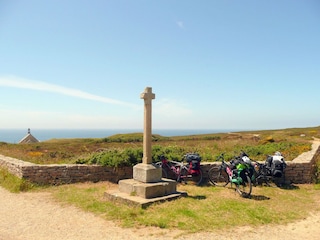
[151,145,186,162]
[74,140,311,167]
[75,145,189,167]
[75,148,144,167]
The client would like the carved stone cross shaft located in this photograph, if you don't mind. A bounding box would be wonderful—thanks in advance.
[140,87,155,164]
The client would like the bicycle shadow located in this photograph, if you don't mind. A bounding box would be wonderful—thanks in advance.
[185,194,207,200]
[277,183,300,190]
[247,184,299,201]
[247,194,270,201]
[261,182,300,190]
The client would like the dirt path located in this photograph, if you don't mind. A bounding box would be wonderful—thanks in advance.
[1,139,320,240]
[0,187,178,240]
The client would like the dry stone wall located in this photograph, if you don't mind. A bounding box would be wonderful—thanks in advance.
[0,154,132,185]
[0,144,319,185]
[286,141,320,183]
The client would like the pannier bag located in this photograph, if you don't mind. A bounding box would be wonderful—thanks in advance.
[266,155,286,178]
[186,153,201,172]
[231,156,254,182]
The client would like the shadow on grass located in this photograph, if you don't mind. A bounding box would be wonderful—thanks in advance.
[186,195,207,200]
[248,194,271,201]
[278,183,300,190]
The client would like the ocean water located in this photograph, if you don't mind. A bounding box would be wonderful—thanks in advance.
[0,129,236,144]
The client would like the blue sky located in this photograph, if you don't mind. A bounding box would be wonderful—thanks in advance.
[0,0,319,131]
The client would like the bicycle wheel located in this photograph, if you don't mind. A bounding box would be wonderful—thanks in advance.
[180,166,203,185]
[262,176,276,187]
[208,166,229,187]
[154,162,168,179]
[271,173,286,187]
[255,176,271,187]
[161,168,168,179]
[236,174,252,198]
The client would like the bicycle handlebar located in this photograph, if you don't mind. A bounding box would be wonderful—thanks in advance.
[170,160,183,166]
[216,153,225,161]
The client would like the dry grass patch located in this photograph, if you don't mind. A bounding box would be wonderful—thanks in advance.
[43,181,320,233]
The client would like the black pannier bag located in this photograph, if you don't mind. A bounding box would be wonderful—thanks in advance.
[271,159,285,178]
[266,155,286,178]
[186,153,201,171]
[230,158,241,170]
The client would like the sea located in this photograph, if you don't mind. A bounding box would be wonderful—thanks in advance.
[0,128,239,144]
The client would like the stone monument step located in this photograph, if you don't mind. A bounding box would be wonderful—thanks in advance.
[118,178,179,199]
[104,189,187,209]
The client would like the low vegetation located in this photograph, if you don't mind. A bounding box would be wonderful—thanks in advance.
[1,126,319,166]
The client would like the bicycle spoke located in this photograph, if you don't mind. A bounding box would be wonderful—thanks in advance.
[208,166,229,187]
[236,175,252,198]
[179,167,203,186]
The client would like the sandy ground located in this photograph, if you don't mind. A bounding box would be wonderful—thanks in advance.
[1,139,320,240]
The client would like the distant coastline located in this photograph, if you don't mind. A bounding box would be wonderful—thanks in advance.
[0,128,241,144]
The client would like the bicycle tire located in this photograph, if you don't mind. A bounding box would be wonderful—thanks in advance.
[270,173,286,187]
[180,166,203,186]
[153,161,168,179]
[255,163,276,187]
[161,167,168,179]
[255,176,271,187]
[208,166,229,187]
[236,174,252,198]
[265,177,277,187]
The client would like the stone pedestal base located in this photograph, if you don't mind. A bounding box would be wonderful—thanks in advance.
[105,178,186,208]
[118,178,177,198]
[133,163,161,183]
[104,163,186,208]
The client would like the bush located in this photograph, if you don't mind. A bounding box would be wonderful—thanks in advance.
[75,148,143,167]
[152,145,186,162]
[229,141,311,162]
[74,140,311,167]
[75,145,189,167]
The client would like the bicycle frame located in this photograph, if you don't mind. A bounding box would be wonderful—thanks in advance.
[221,161,239,185]
[155,155,203,185]
[225,161,252,197]
[157,157,181,175]
[252,161,282,187]
[208,154,252,197]
[154,156,182,180]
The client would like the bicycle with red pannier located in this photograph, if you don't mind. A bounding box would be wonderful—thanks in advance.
[154,153,203,185]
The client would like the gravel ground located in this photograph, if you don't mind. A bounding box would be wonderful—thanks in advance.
[1,139,319,240]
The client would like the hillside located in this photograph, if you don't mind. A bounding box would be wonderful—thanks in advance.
[0,126,319,166]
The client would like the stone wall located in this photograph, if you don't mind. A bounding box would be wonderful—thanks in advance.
[0,144,319,185]
[288,145,320,183]
[0,154,132,185]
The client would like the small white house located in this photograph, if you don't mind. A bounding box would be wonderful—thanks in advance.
[19,128,39,144]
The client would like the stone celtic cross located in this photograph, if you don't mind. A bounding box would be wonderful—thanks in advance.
[140,87,155,164]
